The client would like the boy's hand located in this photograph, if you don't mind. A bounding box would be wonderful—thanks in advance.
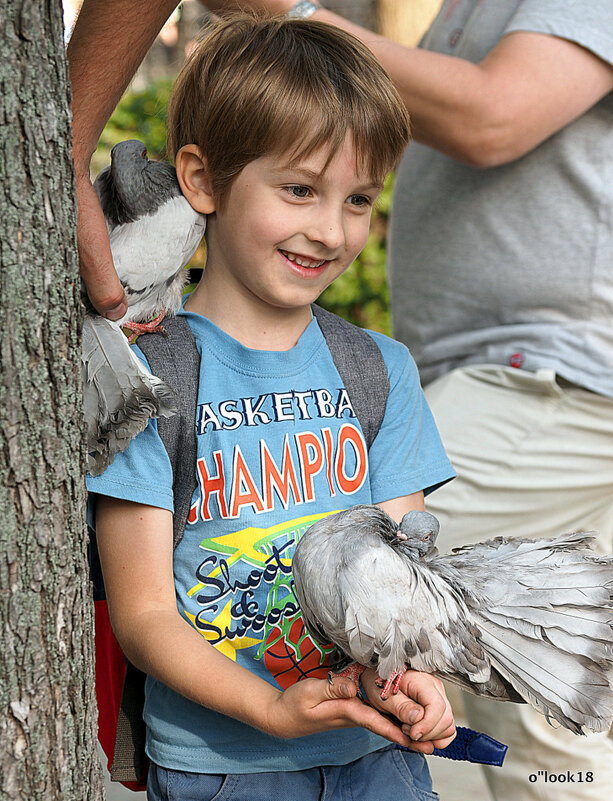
[263,675,419,746]
[360,668,456,753]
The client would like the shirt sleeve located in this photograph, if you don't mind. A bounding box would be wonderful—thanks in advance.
[504,0,613,66]
[365,331,455,504]
[85,345,175,512]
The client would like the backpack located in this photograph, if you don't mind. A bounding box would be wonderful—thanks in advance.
[91,304,390,790]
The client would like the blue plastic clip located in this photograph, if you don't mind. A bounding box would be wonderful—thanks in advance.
[398,725,508,767]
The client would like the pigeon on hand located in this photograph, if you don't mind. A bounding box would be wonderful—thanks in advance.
[83,140,207,476]
[292,505,613,735]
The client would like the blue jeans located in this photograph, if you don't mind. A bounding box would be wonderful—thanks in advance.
[147,745,439,801]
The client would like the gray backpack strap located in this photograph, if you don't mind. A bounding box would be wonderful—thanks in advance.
[138,315,200,550]
[110,661,148,784]
[312,304,390,449]
[108,315,200,787]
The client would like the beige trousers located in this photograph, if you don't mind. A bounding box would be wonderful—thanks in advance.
[424,365,613,801]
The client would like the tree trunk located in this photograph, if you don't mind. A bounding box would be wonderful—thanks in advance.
[0,2,103,799]
[377,0,443,46]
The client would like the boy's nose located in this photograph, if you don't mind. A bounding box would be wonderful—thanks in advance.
[306,210,345,252]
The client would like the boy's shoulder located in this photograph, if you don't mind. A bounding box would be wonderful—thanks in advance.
[363,326,413,364]
[363,328,418,382]
[311,304,411,365]
[136,305,418,413]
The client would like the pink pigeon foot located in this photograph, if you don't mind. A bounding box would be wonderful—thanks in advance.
[327,662,366,694]
[376,667,408,700]
[123,309,167,344]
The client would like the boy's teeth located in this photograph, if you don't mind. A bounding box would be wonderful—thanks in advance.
[282,250,325,268]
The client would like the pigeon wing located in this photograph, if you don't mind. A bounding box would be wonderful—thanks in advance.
[437,534,613,733]
[83,315,177,475]
[108,197,206,323]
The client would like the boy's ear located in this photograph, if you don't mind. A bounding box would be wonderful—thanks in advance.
[175,145,217,214]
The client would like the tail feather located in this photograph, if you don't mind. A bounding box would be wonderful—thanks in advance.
[83,315,177,475]
[477,620,613,733]
[482,609,613,664]
[450,532,599,566]
[491,603,613,639]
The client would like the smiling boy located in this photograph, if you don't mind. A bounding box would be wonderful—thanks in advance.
[87,15,456,801]
[179,136,381,348]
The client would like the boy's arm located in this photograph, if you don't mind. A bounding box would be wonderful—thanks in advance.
[204,1,613,167]
[96,496,430,744]
[378,490,425,521]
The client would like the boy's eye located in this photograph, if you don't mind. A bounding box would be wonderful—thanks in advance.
[348,194,372,208]
[285,185,311,199]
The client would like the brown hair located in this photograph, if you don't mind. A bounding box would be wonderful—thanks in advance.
[167,14,410,205]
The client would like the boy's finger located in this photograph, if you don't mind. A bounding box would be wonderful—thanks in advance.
[432,729,458,749]
[377,693,425,726]
[325,676,357,700]
[404,711,456,745]
[316,679,415,747]
[349,702,415,748]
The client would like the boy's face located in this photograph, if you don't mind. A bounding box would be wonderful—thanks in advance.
[202,134,383,317]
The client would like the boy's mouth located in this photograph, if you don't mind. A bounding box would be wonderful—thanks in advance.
[279,249,328,269]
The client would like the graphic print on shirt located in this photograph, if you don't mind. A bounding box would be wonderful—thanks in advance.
[183,513,338,688]
[187,388,368,523]
[181,386,369,687]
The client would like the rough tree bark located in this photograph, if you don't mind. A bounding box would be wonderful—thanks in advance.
[0,2,103,799]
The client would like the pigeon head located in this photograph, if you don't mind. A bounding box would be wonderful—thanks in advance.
[396,510,440,558]
[94,139,182,229]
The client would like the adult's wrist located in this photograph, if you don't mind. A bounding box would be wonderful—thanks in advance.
[71,136,97,178]
[73,160,95,183]
[286,1,321,19]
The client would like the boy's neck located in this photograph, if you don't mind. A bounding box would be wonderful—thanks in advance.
[184,281,313,351]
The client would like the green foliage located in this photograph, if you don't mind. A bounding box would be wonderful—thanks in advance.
[318,177,392,335]
[96,79,392,334]
[93,80,172,175]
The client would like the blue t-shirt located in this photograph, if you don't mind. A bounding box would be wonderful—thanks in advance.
[87,307,454,774]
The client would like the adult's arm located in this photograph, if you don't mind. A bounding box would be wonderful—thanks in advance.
[204,1,613,167]
[67,0,179,317]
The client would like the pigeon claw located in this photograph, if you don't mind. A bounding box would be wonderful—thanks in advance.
[123,309,168,344]
[378,668,407,700]
[327,662,366,694]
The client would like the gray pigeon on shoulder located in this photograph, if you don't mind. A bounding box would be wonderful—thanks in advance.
[83,140,206,476]
[292,504,613,735]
